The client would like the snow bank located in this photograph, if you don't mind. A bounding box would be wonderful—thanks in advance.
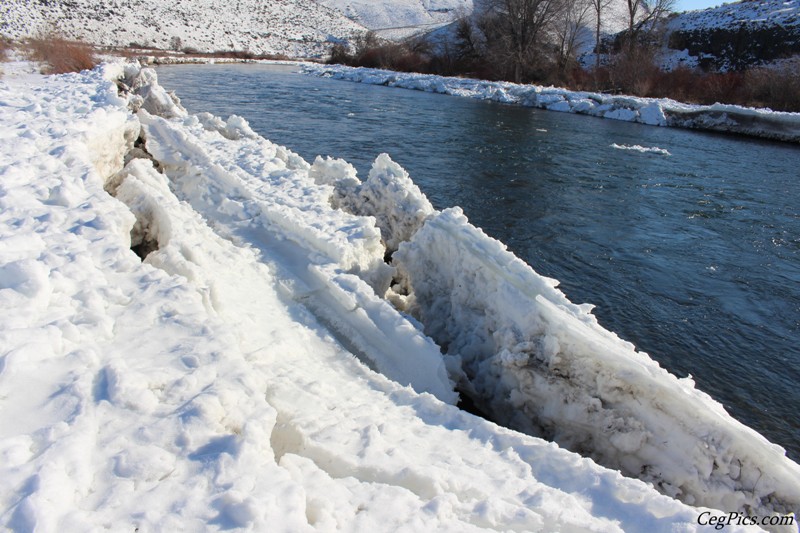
[0,60,796,531]
[0,65,303,531]
[393,206,800,518]
[304,64,800,143]
[130,80,455,403]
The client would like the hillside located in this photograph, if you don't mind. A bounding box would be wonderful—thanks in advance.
[662,0,800,70]
[317,0,473,38]
[0,0,367,57]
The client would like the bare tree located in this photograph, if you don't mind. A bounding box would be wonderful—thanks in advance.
[485,0,567,82]
[624,0,675,51]
[554,0,593,76]
[169,36,182,52]
[588,0,615,70]
[454,15,484,62]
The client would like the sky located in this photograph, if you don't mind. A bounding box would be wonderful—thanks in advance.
[675,0,727,12]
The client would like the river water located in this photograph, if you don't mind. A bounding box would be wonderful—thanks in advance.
[156,63,800,460]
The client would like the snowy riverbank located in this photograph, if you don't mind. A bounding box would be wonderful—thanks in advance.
[304,64,800,143]
[1,61,798,531]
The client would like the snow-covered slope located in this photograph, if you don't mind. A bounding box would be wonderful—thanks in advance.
[662,0,800,70]
[669,0,800,34]
[0,0,366,58]
[316,0,473,38]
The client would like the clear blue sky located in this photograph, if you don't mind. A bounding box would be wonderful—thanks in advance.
[675,0,726,12]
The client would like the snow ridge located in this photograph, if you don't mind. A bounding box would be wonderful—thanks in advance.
[131,105,456,404]
[393,207,800,518]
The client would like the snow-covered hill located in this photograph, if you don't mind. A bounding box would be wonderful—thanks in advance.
[669,0,800,34]
[662,0,800,70]
[317,0,473,38]
[0,0,367,58]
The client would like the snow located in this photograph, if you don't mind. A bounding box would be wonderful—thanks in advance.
[315,153,437,254]
[0,0,366,58]
[317,0,472,38]
[655,0,800,71]
[0,0,471,52]
[668,0,800,32]
[1,60,798,531]
[392,207,800,516]
[611,143,672,155]
[304,63,800,142]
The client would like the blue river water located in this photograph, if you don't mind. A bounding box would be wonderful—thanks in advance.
[156,63,800,460]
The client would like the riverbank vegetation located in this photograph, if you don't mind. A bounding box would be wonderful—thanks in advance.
[124,42,292,62]
[0,38,8,79]
[328,0,800,112]
[25,34,98,74]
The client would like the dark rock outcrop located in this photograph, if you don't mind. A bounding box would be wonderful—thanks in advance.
[668,23,800,70]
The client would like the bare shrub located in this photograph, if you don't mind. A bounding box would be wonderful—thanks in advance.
[28,34,97,74]
[605,47,661,95]
[212,49,255,59]
[742,59,800,112]
[0,38,10,79]
[0,38,11,62]
[651,66,696,102]
[697,71,743,104]
[169,36,182,51]
[328,33,435,74]
[646,63,799,112]
[328,43,351,65]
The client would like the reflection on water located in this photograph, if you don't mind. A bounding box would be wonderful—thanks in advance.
[157,64,800,460]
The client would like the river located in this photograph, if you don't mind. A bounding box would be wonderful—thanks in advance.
[156,63,800,461]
